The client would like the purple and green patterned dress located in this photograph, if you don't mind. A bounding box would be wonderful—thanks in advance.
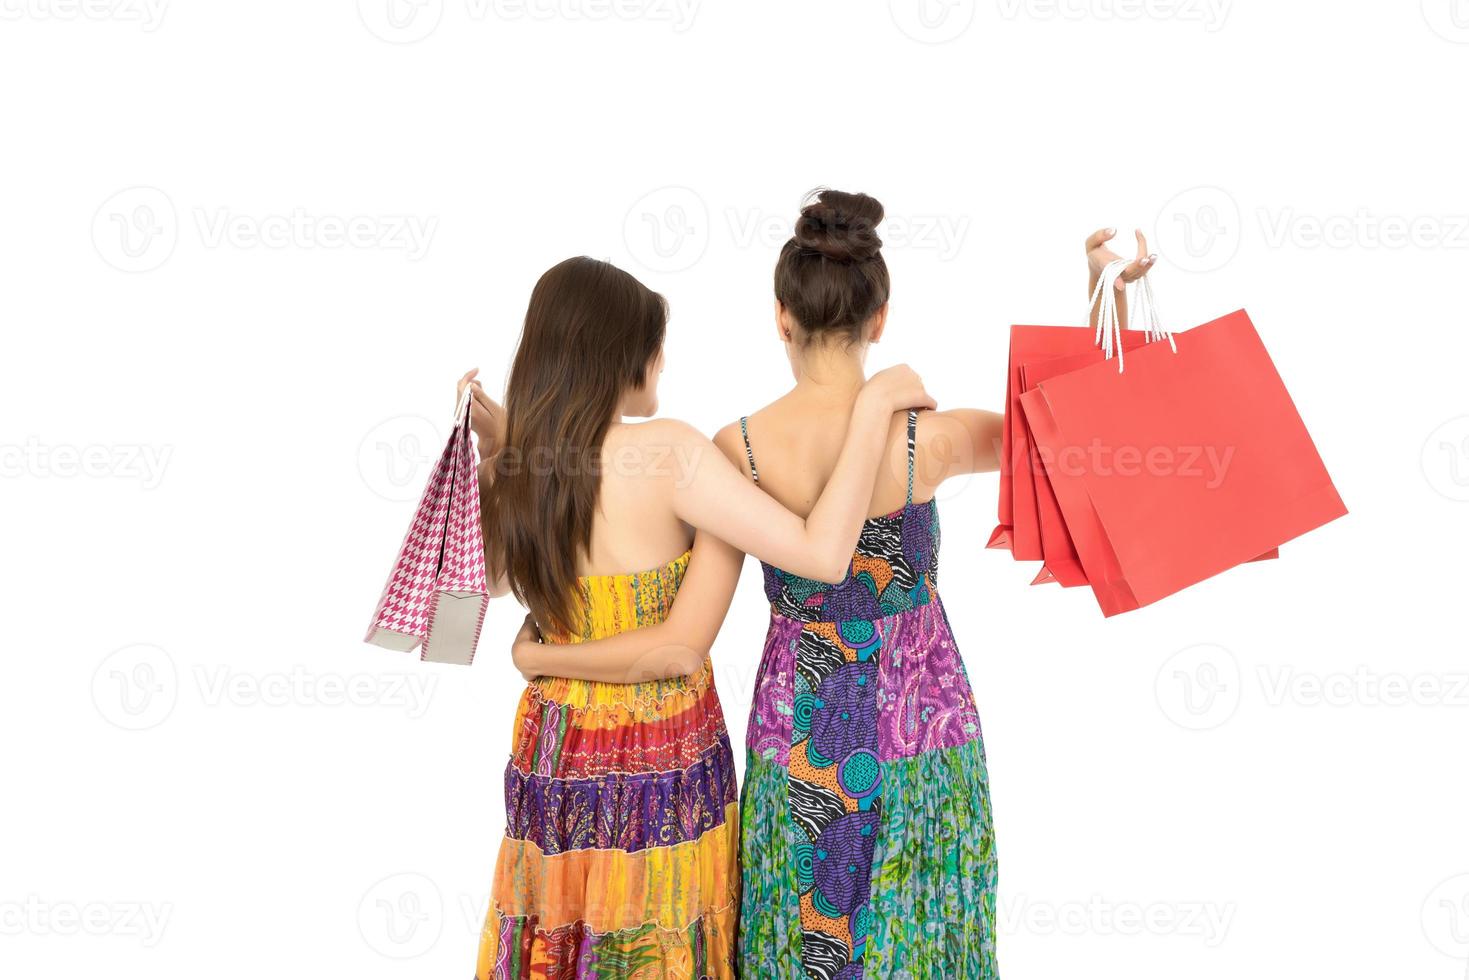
[737,410,999,979]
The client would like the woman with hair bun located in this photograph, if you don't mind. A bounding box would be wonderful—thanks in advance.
[513,192,1156,978]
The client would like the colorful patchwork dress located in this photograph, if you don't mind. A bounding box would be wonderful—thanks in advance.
[737,411,999,979]
[476,550,740,979]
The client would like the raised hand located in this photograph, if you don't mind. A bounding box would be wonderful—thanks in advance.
[1086,228,1157,294]
[1086,228,1159,330]
[456,367,507,460]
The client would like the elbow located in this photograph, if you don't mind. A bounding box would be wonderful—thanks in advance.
[653,644,708,681]
[814,559,850,586]
[671,649,708,679]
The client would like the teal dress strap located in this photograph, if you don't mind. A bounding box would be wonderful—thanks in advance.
[906,409,918,505]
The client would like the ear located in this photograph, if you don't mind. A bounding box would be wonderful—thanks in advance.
[775,300,796,344]
[643,345,664,382]
[867,303,890,344]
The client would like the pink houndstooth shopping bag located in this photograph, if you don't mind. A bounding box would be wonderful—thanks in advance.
[364,389,489,665]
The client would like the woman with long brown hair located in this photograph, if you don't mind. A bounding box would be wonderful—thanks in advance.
[510,193,1157,978]
[462,255,933,979]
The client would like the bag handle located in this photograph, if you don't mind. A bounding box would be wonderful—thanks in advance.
[1088,258,1178,374]
[453,383,474,426]
[1128,270,1178,354]
[1090,258,1130,373]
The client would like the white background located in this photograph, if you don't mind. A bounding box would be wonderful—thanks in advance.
[2,1,1467,977]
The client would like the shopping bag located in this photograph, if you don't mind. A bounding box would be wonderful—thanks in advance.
[364,388,489,664]
[990,326,1149,561]
[1019,350,1282,588]
[1020,308,1345,616]
[1020,349,1117,587]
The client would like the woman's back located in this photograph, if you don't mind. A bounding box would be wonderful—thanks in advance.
[577,419,703,577]
[724,391,918,523]
[729,402,942,622]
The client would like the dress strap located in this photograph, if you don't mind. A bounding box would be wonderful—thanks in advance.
[739,416,761,485]
[905,409,918,505]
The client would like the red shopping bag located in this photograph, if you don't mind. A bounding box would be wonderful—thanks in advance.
[1020,349,1118,587]
[993,327,1151,564]
[989,325,1148,560]
[1020,309,1345,616]
[1019,351,1283,588]
[364,390,490,664]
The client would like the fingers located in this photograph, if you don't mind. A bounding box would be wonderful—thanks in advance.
[1114,231,1158,288]
[470,385,495,414]
[1092,229,1153,289]
[1115,253,1158,286]
[456,368,481,409]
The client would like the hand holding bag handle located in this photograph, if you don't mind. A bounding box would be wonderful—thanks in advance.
[1088,258,1177,373]
[365,383,490,663]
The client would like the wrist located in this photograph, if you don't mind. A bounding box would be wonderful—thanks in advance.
[857,389,902,424]
[512,641,541,673]
[855,386,888,417]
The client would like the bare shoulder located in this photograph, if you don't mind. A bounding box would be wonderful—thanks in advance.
[615,416,707,449]
[597,419,709,491]
[715,400,785,469]
[711,420,747,466]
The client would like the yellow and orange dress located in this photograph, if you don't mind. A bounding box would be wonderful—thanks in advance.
[476,550,739,979]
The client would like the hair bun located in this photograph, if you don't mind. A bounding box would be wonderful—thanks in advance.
[793,189,885,263]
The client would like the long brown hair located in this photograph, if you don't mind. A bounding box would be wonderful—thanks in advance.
[487,256,667,636]
[774,188,891,346]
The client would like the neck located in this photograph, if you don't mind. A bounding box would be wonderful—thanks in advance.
[792,342,867,403]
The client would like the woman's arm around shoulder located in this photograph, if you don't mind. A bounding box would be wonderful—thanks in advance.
[656,366,935,583]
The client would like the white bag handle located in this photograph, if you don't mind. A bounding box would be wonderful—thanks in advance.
[453,383,475,426]
[1088,258,1178,374]
[1089,258,1129,373]
[1128,270,1178,354]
